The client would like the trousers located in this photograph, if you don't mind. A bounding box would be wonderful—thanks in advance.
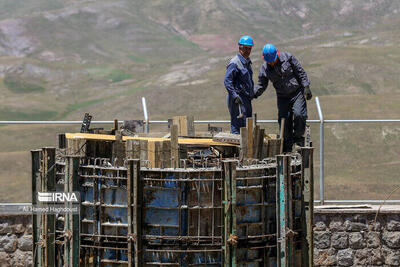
[227,94,252,134]
[277,89,308,152]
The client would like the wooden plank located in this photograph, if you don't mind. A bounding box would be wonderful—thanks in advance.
[126,139,133,158]
[253,125,260,158]
[162,140,171,168]
[246,118,253,158]
[279,118,285,154]
[258,129,265,159]
[172,115,195,137]
[187,115,195,137]
[112,131,125,166]
[147,141,156,168]
[301,148,314,267]
[65,133,237,146]
[171,125,179,168]
[240,127,247,161]
[31,149,41,267]
[57,133,66,149]
[155,141,162,168]
[42,147,56,267]
[139,140,148,167]
[67,138,85,157]
[213,132,241,144]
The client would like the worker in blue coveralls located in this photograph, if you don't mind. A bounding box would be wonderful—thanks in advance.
[224,36,255,134]
[254,44,312,152]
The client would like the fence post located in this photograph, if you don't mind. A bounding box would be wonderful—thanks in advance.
[315,97,325,205]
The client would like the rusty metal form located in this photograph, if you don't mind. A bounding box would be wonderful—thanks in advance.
[79,157,129,266]
[301,148,314,266]
[31,149,41,267]
[33,138,313,266]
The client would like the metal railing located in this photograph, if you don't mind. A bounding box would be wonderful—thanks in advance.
[1,97,400,205]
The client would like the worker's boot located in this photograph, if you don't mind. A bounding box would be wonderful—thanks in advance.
[292,140,304,152]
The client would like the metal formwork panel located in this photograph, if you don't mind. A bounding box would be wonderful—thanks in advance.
[34,138,313,267]
[142,247,222,266]
[232,162,279,267]
[140,168,223,247]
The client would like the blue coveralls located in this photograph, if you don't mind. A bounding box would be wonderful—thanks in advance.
[254,52,310,152]
[224,53,255,134]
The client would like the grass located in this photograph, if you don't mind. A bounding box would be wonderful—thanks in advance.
[0,109,57,120]
[106,69,132,83]
[3,75,45,93]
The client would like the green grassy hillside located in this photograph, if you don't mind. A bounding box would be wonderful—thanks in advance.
[0,0,399,202]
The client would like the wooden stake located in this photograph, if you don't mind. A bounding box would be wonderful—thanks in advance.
[171,125,179,168]
[240,127,248,161]
[279,118,285,154]
[246,118,253,158]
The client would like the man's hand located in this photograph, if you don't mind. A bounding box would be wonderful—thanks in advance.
[253,89,263,99]
[234,96,243,105]
[304,86,312,100]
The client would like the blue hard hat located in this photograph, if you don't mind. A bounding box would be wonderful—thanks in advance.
[263,44,278,62]
[238,36,254,46]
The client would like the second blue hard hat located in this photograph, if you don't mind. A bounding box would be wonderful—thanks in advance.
[263,44,278,62]
[238,36,254,46]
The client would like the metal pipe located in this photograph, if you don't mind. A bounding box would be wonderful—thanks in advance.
[0,121,122,125]
[142,97,149,133]
[325,119,400,123]
[314,199,400,204]
[2,119,398,125]
[315,97,324,205]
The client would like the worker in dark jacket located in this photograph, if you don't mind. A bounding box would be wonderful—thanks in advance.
[254,44,312,152]
[224,35,255,134]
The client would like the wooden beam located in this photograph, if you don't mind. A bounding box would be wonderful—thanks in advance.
[240,127,248,161]
[147,141,156,168]
[246,118,253,158]
[172,115,195,137]
[139,140,148,167]
[253,125,260,158]
[162,140,171,168]
[112,131,125,166]
[279,118,285,154]
[171,125,179,168]
[258,129,265,159]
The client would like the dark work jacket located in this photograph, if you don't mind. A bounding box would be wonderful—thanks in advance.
[255,52,310,98]
[224,53,254,100]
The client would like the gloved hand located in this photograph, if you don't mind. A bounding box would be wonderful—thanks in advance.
[253,89,263,99]
[234,96,243,105]
[304,86,312,100]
